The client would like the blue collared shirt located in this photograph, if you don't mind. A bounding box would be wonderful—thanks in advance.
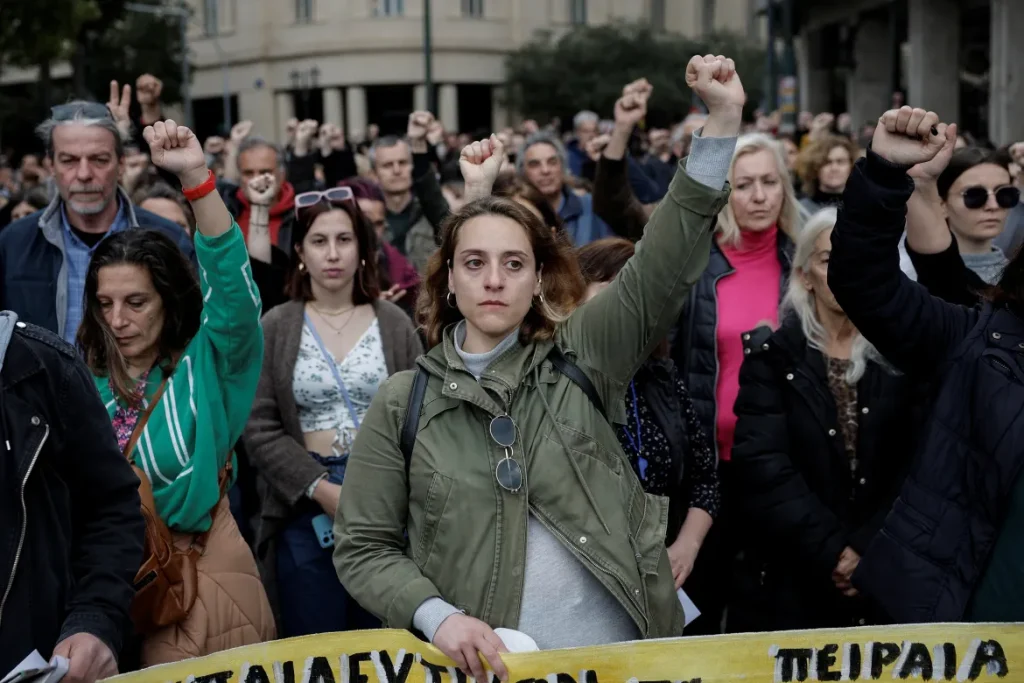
[61,199,130,343]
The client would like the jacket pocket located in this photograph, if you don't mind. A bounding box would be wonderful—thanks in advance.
[413,472,454,567]
[545,418,624,477]
[629,493,681,636]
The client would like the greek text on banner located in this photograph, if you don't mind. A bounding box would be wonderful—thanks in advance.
[105,624,1022,683]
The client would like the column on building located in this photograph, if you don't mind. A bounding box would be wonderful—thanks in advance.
[346,86,368,142]
[274,92,295,147]
[413,84,428,113]
[796,30,831,114]
[491,85,509,132]
[846,12,893,129]
[240,88,276,144]
[438,84,459,134]
[907,0,959,122]
[990,0,1024,145]
[322,87,344,128]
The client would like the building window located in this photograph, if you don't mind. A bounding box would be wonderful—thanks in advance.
[461,0,483,18]
[373,0,404,16]
[203,0,218,35]
[296,0,314,23]
[569,0,587,25]
[649,0,665,29]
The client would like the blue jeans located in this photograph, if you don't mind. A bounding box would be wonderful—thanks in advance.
[275,453,379,637]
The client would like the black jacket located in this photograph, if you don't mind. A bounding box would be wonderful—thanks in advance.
[0,314,143,671]
[728,319,918,631]
[670,234,793,458]
[829,151,1024,622]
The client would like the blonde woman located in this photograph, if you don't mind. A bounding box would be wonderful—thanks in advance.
[668,132,806,634]
[729,208,915,631]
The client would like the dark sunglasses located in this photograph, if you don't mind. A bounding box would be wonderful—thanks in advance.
[490,415,523,493]
[50,102,112,121]
[294,186,355,218]
[961,185,1020,210]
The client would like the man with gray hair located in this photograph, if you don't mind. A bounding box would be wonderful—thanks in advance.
[518,131,613,245]
[368,111,450,274]
[565,109,600,176]
[0,101,194,343]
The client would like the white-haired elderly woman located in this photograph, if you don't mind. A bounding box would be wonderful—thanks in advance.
[666,132,805,634]
[727,208,920,632]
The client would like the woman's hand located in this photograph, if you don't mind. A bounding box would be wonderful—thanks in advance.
[143,119,209,189]
[312,479,342,518]
[908,122,958,184]
[460,134,505,200]
[832,546,861,597]
[686,54,745,138]
[666,537,700,589]
[433,614,510,683]
[871,107,949,167]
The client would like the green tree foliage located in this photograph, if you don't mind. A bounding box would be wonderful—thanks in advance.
[504,22,766,128]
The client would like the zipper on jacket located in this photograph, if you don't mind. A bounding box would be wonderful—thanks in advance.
[707,267,732,462]
[0,424,50,629]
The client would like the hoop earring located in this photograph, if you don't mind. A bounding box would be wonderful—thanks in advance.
[447,291,456,308]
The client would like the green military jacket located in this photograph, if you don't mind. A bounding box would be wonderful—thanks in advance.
[335,160,730,639]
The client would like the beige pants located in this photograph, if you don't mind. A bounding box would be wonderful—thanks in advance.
[140,498,276,666]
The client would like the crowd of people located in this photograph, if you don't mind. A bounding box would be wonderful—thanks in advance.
[1,53,1024,683]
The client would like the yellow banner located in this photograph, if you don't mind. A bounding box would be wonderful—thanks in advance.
[107,625,1024,683]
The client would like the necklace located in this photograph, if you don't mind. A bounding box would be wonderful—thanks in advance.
[310,303,357,336]
[310,302,356,317]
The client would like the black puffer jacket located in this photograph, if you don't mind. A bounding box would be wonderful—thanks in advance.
[0,314,143,671]
[670,235,793,457]
[829,151,1024,622]
[727,319,920,631]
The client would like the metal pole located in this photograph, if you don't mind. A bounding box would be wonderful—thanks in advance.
[180,8,193,128]
[424,0,434,113]
[221,60,231,133]
[766,1,777,111]
[780,0,798,131]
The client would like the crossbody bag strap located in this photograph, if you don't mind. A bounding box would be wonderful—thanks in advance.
[122,376,171,461]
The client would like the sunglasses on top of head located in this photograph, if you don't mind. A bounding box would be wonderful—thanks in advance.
[960,185,1021,210]
[294,187,356,218]
[50,102,113,122]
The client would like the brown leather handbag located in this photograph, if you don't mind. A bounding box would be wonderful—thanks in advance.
[123,373,232,634]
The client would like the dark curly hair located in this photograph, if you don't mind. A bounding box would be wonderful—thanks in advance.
[77,229,202,406]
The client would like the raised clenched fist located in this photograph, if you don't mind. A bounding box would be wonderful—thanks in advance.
[142,119,208,187]
[204,135,226,156]
[135,73,163,106]
[407,111,436,142]
[685,54,745,116]
[614,78,652,130]
[245,172,279,206]
[585,133,611,162]
[909,122,958,183]
[230,120,254,144]
[459,134,505,192]
[872,107,947,167]
[295,119,319,145]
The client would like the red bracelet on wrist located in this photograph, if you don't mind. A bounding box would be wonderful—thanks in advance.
[181,169,216,201]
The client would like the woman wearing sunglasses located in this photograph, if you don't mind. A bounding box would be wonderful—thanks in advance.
[334,55,742,680]
[904,140,1019,298]
[77,121,275,664]
[829,108,1024,624]
[244,185,422,638]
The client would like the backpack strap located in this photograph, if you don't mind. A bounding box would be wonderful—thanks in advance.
[400,367,430,475]
[548,346,606,420]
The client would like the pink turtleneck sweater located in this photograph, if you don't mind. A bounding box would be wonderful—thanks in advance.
[715,225,781,460]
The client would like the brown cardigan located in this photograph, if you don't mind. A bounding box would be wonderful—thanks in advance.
[243,298,422,556]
